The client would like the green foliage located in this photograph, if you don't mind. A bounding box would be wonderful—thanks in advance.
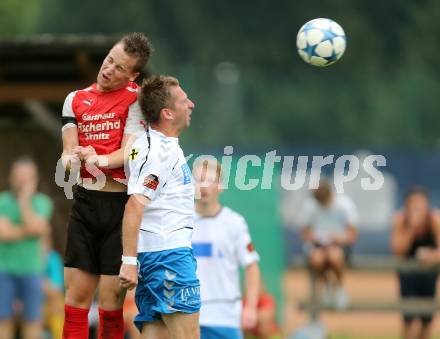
[0,0,40,36]
[1,0,440,147]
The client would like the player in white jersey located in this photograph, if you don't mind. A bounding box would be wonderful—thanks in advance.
[118,75,199,339]
[192,159,261,339]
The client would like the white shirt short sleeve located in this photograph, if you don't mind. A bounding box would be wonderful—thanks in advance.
[61,91,77,132]
[339,194,359,226]
[236,216,260,267]
[124,102,146,136]
[298,198,316,229]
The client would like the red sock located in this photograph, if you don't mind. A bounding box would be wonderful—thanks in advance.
[63,304,89,339]
[98,308,124,339]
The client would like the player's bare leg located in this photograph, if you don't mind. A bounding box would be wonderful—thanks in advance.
[0,319,14,339]
[326,246,345,284]
[21,321,43,339]
[64,268,99,308]
[308,248,326,277]
[162,312,199,339]
[141,320,169,339]
[419,322,431,339]
[98,276,126,310]
[326,246,349,308]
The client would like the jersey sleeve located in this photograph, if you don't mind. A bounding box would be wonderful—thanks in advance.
[235,216,260,267]
[127,150,175,201]
[341,195,359,227]
[61,92,77,132]
[124,102,146,136]
[298,198,316,228]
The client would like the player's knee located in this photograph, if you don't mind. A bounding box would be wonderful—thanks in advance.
[183,323,199,339]
[308,250,325,270]
[98,288,125,309]
[327,246,345,267]
[65,285,95,307]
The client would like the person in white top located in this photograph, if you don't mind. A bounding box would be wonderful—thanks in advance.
[192,159,261,339]
[300,180,358,309]
[118,75,200,339]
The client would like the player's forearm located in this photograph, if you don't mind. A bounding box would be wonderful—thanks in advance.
[97,133,137,169]
[0,219,26,241]
[97,149,124,169]
[302,227,316,243]
[122,195,145,256]
[391,228,416,256]
[62,127,79,154]
[62,128,80,173]
[20,201,49,237]
[244,262,261,309]
[338,226,357,246]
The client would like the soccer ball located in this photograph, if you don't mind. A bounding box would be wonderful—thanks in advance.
[296,18,346,67]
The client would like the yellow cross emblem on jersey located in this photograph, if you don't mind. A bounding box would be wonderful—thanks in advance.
[129,148,139,160]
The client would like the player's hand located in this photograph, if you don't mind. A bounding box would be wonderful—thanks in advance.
[331,235,347,246]
[119,264,138,290]
[62,152,81,171]
[241,305,258,330]
[0,218,24,241]
[0,218,12,240]
[17,179,37,205]
[73,145,97,161]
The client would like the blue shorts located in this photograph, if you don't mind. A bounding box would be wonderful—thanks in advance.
[0,272,43,321]
[134,247,201,331]
[200,326,243,339]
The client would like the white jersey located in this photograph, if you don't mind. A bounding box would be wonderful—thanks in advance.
[193,207,260,328]
[300,194,358,244]
[127,127,194,252]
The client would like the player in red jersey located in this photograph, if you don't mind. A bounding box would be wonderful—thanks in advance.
[61,32,152,339]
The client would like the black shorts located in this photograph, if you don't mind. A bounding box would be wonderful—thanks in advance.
[64,185,128,275]
[399,272,438,324]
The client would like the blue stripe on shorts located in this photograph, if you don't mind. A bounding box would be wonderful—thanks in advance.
[200,325,243,339]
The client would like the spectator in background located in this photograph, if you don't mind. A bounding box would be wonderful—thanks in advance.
[391,186,440,339]
[300,180,358,309]
[0,157,53,339]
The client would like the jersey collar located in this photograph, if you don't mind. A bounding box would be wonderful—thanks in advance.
[149,127,179,143]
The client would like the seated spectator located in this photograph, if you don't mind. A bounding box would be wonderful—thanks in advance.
[391,186,440,339]
[299,180,358,309]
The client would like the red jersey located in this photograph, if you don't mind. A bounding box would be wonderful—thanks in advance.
[62,82,145,180]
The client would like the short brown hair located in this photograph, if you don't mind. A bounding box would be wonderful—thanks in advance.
[118,32,153,72]
[193,157,222,183]
[138,75,179,124]
[313,180,333,206]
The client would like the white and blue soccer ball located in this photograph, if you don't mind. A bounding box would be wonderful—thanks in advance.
[296,18,346,67]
